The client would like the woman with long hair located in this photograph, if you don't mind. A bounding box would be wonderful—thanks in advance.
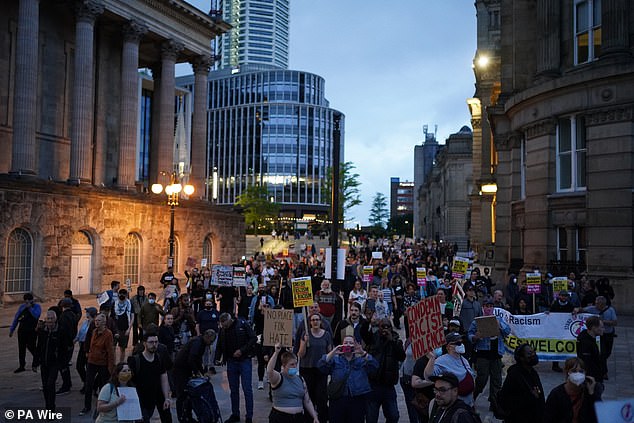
[95,362,133,423]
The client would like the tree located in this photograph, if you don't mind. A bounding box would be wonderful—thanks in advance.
[235,185,280,236]
[322,161,362,223]
[369,192,389,230]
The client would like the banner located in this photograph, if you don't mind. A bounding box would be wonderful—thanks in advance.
[526,272,542,294]
[452,257,469,279]
[362,266,373,283]
[291,276,313,308]
[595,399,634,423]
[493,308,594,361]
[416,267,427,287]
[211,265,233,286]
[405,296,445,359]
[263,308,294,347]
[233,266,246,287]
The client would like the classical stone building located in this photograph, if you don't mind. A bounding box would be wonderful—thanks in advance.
[485,0,634,312]
[418,126,473,250]
[0,0,244,303]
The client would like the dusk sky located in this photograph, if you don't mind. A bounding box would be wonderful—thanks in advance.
[183,1,477,226]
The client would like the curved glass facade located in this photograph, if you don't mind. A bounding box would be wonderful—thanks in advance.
[206,68,344,216]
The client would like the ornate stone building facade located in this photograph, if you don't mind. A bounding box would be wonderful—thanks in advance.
[0,0,244,303]
[486,0,634,312]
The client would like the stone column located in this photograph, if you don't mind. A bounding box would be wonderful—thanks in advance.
[69,0,104,184]
[601,0,631,59]
[117,20,147,189]
[190,55,213,196]
[10,0,40,176]
[153,39,183,184]
[536,0,560,78]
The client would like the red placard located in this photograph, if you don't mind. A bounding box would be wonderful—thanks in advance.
[405,295,445,359]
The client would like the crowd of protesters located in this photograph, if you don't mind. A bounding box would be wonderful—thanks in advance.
[8,234,619,423]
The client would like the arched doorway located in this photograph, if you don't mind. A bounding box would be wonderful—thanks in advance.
[71,231,93,294]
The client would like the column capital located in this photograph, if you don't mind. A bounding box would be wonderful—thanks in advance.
[122,19,148,44]
[191,54,213,75]
[161,39,184,61]
[75,0,104,24]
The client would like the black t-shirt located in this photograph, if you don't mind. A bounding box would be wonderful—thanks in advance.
[412,356,434,399]
[216,287,236,314]
[129,353,166,403]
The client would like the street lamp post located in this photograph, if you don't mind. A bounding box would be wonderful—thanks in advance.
[152,171,194,268]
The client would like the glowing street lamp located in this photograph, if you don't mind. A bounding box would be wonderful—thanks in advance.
[152,171,194,267]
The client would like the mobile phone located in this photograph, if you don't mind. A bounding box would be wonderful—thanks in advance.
[341,345,353,353]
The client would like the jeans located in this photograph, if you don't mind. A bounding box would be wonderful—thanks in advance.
[366,383,399,423]
[140,395,172,423]
[227,359,254,419]
[84,363,110,410]
[59,345,74,390]
[473,356,502,402]
[330,395,367,423]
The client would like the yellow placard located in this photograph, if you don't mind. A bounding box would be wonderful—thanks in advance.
[504,334,577,355]
[291,276,313,308]
[362,266,373,283]
[552,277,568,294]
[452,257,469,278]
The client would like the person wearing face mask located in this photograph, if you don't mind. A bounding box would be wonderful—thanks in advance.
[196,299,220,374]
[543,357,599,423]
[318,335,378,423]
[424,332,476,407]
[467,296,511,409]
[496,344,545,423]
[130,286,147,345]
[114,289,132,363]
[138,293,166,334]
[267,342,319,423]
[94,362,134,423]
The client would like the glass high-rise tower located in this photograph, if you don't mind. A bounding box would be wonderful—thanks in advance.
[219,0,290,70]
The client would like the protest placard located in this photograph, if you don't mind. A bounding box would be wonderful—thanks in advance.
[362,266,373,283]
[371,251,382,260]
[552,277,568,298]
[452,257,469,279]
[233,266,246,287]
[475,315,500,338]
[211,265,233,286]
[416,267,427,287]
[405,295,445,359]
[117,387,143,421]
[97,291,110,306]
[263,308,294,347]
[186,256,197,268]
[291,276,313,308]
[200,258,208,268]
[526,272,542,294]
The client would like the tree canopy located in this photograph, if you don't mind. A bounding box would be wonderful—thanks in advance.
[369,192,389,229]
[322,161,362,223]
[235,185,279,235]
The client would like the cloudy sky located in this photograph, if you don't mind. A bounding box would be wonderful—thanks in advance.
[183,1,477,226]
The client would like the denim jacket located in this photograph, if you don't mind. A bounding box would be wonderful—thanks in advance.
[467,314,511,356]
[317,354,379,397]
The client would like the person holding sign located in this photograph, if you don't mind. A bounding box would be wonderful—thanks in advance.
[94,362,135,423]
[467,296,511,409]
[266,342,319,423]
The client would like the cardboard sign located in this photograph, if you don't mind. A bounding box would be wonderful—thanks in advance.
[233,266,246,287]
[594,399,634,423]
[404,296,445,359]
[211,265,233,286]
[291,276,313,308]
[186,256,197,268]
[552,277,568,298]
[263,308,294,347]
[416,267,427,287]
[200,258,208,268]
[526,272,542,294]
[475,315,500,338]
[371,251,382,260]
[362,266,373,283]
[452,257,469,279]
[97,291,110,306]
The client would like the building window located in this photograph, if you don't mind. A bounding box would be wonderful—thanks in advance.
[202,237,213,267]
[557,227,568,261]
[576,227,587,265]
[557,116,586,192]
[5,228,33,293]
[124,233,140,286]
[575,0,602,64]
[520,136,526,200]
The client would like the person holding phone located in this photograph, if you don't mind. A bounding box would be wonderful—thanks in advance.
[9,293,41,373]
[317,335,378,423]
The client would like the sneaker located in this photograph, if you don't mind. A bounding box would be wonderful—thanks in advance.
[13,367,26,373]
[79,408,90,416]
[224,415,240,423]
[56,388,71,396]
[258,381,264,390]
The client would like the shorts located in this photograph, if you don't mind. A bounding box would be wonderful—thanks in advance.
[114,330,129,348]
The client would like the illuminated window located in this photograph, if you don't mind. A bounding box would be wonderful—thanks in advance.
[575,0,602,64]
[557,116,586,192]
[5,228,32,293]
[202,237,213,267]
[124,233,140,286]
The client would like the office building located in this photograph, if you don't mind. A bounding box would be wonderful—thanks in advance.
[390,177,414,219]
[413,125,440,238]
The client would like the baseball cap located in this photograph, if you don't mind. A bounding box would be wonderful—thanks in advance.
[429,372,459,388]
[85,307,98,317]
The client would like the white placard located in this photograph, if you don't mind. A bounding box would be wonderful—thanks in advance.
[117,387,143,421]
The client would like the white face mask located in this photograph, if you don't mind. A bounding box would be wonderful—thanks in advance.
[568,372,586,386]
[455,344,466,354]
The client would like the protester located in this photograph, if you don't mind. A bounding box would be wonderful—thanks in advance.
[576,316,605,399]
[9,292,41,373]
[33,310,69,410]
[458,283,482,360]
[497,344,545,423]
[56,296,78,394]
[94,362,133,423]
[428,373,480,423]
[81,313,115,416]
[314,279,340,326]
[130,285,147,345]
[549,290,575,372]
[543,357,599,423]
[317,335,378,423]
[75,306,98,395]
[267,342,319,423]
[332,301,368,345]
[113,288,132,363]
[138,292,165,332]
[215,312,257,423]
[577,296,617,379]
